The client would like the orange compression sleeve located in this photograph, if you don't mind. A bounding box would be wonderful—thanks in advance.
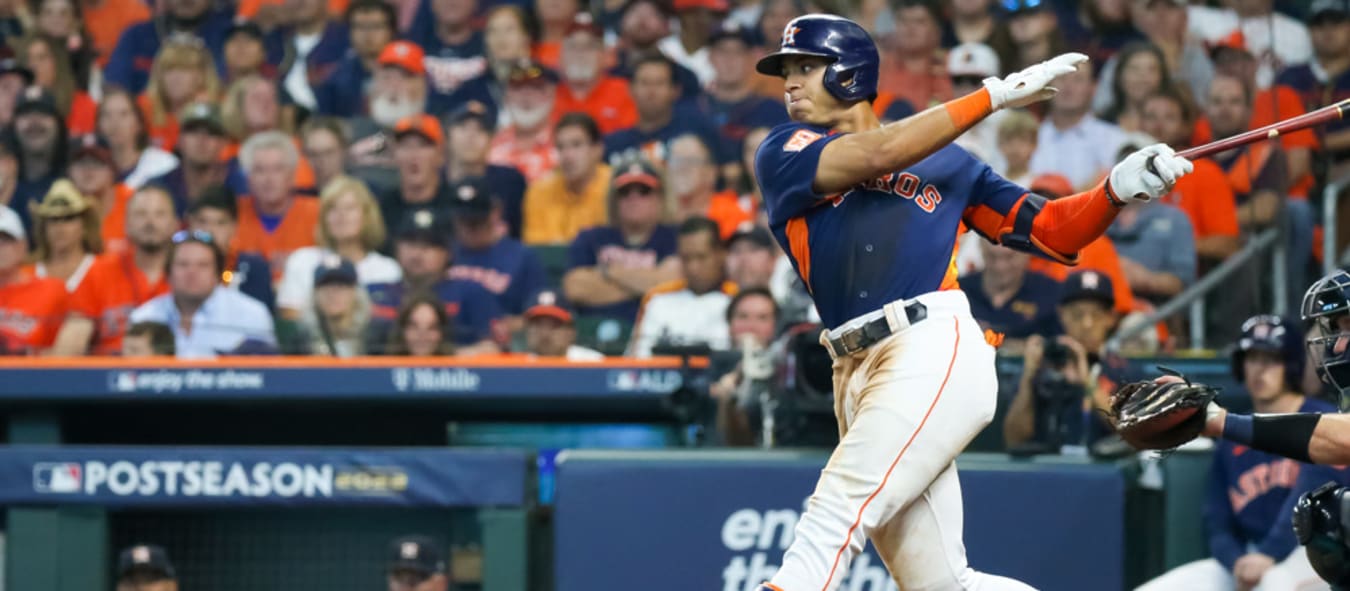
[944,88,993,131]
[1025,181,1123,259]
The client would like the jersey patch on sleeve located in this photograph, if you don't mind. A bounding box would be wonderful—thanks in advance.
[783,129,823,152]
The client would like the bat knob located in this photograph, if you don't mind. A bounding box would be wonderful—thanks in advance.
[1145,154,1159,178]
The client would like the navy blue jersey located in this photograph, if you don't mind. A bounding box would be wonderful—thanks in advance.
[104,11,235,94]
[755,122,1030,328]
[451,238,546,315]
[367,278,503,346]
[1205,397,1336,569]
[604,101,729,167]
[959,270,1061,339]
[313,54,371,118]
[230,252,275,311]
[695,93,788,165]
[567,224,679,322]
[1277,64,1350,160]
[406,26,487,98]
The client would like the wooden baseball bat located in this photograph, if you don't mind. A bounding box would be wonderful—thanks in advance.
[1142,98,1349,184]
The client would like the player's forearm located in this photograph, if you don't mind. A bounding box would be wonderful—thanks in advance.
[813,90,992,194]
[1209,410,1350,464]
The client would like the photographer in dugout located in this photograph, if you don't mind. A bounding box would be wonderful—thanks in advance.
[1003,270,1140,453]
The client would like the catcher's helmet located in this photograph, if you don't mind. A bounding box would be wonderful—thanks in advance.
[1302,269,1350,410]
[1230,314,1305,392]
[754,14,879,103]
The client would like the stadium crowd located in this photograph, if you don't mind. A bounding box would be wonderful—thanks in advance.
[0,0,1344,367]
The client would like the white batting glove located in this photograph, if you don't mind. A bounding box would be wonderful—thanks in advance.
[982,52,1089,110]
[1107,143,1194,204]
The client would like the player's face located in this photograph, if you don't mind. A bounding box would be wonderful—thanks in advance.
[780,55,843,126]
[1139,97,1187,148]
[726,241,776,289]
[1243,350,1288,402]
[525,316,575,356]
[0,232,25,272]
[401,304,446,357]
[1057,300,1114,353]
[728,293,777,348]
[169,242,220,301]
[678,230,725,294]
[1333,315,1350,356]
[188,208,237,254]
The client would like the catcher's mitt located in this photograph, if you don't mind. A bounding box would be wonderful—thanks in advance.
[1108,366,1220,451]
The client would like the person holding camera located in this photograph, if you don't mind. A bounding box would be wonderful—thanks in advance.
[707,287,781,447]
[1003,270,1140,451]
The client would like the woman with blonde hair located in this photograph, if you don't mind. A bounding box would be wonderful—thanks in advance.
[25,179,102,291]
[140,38,220,151]
[97,88,178,189]
[275,175,401,318]
[13,34,96,134]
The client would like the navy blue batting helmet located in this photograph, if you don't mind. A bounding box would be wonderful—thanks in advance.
[754,14,880,103]
[1303,269,1350,409]
[1230,314,1305,393]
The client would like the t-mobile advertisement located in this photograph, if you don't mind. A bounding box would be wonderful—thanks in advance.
[552,451,1124,591]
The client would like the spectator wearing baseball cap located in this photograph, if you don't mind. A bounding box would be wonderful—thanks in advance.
[64,133,133,253]
[10,85,69,236]
[725,222,777,291]
[1023,173,1136,317]
[313,0,397,118]
[562,154,680,325]
[0,203,69,354]
[186,185,276,310]
[142,101,226,211]
[345,40,430,195]
[700,20,787,180]
[405,0,486,99]
[277,175,401,319]
[523,112,610,245]
[221,21,274,83]
[115,543,178,590]
[488,60,561,183]
[555,13,639,135]
[279,254,374,356]
[378,113,456,248]
[446,101,528,239]
[448,176,546,327]
[368,209,504,356]
[521,289,604,360]
[25,179,103,293]
[386,535,450,591]
[658,0,728,86]
[1276,0,1350,181]
[945,43,1006,169]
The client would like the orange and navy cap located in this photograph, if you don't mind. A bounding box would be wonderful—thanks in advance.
[378,40,426,76]
[506,59,559,87]
[610,158,661,190]
[524,289,574,324]
[393,114,444,147]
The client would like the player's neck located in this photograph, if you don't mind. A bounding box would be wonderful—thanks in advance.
[831,102,881,134]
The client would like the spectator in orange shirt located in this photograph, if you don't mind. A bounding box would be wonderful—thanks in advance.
[97,88,179,190]
[80,0,150,69]
[140,39,221,153]
[522,112,610,245]
[26,179,102,292]
[219,76,317,197]
[0,204,68,354]
[877,0,953,110]
[1024,173,1136,316]
[488,60,560,182]
[66,134,133,253]
[232,131,320,276]
[51,185,175,355]
[555,13,637,134]
[14,35,96,136]
[532,0,578,70]
[1138,88,1241,264]
[666,134,752,240]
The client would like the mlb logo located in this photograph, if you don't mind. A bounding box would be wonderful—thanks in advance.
[109,371,137,392]
[33,463,82,493]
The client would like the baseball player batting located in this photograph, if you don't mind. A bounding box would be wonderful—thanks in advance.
[751,15,1193,591]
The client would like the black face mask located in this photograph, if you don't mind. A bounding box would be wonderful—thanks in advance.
[1294,482,1350,585]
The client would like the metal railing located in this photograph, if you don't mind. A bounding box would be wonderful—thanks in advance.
[1323,173,1350,277]
[1107,227,1281,352]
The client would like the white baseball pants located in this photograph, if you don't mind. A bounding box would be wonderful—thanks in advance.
[769,291,1036,591]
